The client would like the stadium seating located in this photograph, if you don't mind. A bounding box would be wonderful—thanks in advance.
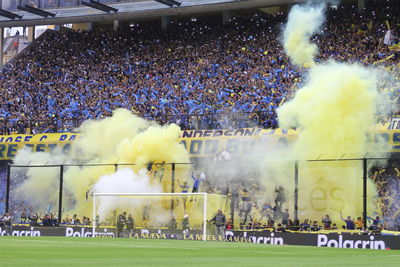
[0,1,398,134]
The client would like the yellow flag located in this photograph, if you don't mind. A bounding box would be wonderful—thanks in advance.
[367,21,373,30]
[386,20,391,30]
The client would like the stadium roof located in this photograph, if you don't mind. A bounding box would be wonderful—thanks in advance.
[0,0,306,27]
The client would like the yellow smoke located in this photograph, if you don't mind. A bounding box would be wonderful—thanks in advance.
[283,3,325,67]
[278,62,378,160]
[13,108,191,220]
[277,3,389,224]
[274,62,383,223]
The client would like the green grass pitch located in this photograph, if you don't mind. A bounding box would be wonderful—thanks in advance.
[0,237,399,266]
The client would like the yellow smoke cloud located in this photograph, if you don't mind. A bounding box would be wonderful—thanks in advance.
[276,1,389,223]
[278,62,378,160]
[277,60,381,221]
[283,4,325,67]
[13,108,190,219]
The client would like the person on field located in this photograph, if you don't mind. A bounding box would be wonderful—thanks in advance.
[209,209,226,239]
[116,212,127,237]
[126,214,135,234]
[2,213,12,236]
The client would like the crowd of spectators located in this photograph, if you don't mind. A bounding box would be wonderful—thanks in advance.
[188,160,370,232]
[370,160,400,231]
[1,0,400,232]
[0,1,399,134]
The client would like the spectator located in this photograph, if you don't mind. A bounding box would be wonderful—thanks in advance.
[20,210,27,223]
[83,216,91,226]
[126,214,134,233]
[28,214,40,227]
[1,1,397,134]
[182,214,190,235]
[191,172,205,193]
[71,214,81,225]
[281,208,289,226]
[42,214,53,227]
[276,223,285,232]
[340,212,356,230]
[368,215,382,231]
[310,221,321,232]
[300,219,310,231]
[225,218,233,230]
[168,215,177,231]
[322,215,332,230]
[355,217,364,230]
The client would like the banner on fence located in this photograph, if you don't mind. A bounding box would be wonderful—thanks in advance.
[0,126,399,160]
[1,226,400,250]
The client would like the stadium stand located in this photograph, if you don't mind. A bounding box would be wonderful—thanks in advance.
[1,0,400,232]
[0,0,399,134]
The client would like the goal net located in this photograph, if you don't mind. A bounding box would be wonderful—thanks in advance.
[92,193,229,241]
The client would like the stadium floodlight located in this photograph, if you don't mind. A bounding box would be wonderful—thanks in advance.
[17,5,55,18]
[81,0,118,13]
[93,192,208,241]
[154,0,181,8]
[0,9,23,20]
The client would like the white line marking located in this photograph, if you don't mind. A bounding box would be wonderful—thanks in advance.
[3,239,152,248]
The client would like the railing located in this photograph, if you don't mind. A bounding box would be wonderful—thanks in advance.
[3,157,399,231]
[1,0,136,11]
[0,111,277,135]
[0,118,81,135]
[0,112,393,135]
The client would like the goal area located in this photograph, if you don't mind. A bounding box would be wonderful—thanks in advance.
[92,193,229,240]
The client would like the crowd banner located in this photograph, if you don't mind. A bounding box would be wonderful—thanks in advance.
[0,125,399,160]
[0,133,76,159]
[1,225,400,250]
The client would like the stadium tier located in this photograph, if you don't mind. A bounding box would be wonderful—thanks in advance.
[1,0,400,254]
[0,1,399,134]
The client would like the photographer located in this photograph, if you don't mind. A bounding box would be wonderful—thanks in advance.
[2,213,12,236]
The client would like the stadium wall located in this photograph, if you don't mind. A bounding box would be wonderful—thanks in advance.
[1,225,400,250]
[0,126,398,160]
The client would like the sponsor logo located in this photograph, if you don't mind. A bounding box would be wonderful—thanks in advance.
[225,231,284,245]
[131,232,168,240]
[251,233,284,245]
[317,234,386,249]
[0,227,41,236]
[65,227,114,237]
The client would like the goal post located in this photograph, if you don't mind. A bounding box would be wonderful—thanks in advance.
[92,192,209,241]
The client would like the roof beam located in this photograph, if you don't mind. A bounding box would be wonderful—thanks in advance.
[17,5,55,18]
[154,0,182,8]
[81,0,118,13]
[0,9,23,20]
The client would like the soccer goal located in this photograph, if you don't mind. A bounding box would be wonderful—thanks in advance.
[92,193,226,241]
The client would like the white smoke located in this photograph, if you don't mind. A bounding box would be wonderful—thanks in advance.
[93,168,162,220]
